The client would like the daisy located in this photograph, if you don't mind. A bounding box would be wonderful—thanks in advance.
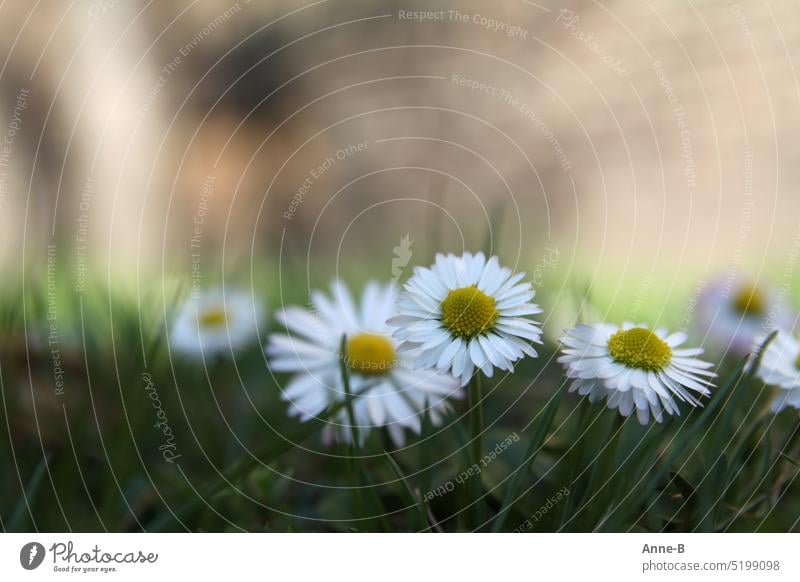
[752,331,800,412]
[389,252,543,386]
[170,289,264,358]
[266,281,462,447]
[695,276,796,358]
[559,322,717,424]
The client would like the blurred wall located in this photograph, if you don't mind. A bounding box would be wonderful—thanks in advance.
[0,0,798,285]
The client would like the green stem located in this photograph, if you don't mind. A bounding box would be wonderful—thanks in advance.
[339,334,366,526]
[558,399,593,530]
[467,374,485,528]
[576,413,626,530]
[468,374,484,472]
[339,335,360,447]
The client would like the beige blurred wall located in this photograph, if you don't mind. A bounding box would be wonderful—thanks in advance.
[0,0,798,282]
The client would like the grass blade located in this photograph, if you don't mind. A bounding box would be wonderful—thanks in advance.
[492,382,564,532]
[146,398,348,531]
[598,354,751,531]
[6,452,51,531]
[384,451,429,531]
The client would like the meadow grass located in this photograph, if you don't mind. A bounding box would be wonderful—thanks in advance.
[1,262,799,532]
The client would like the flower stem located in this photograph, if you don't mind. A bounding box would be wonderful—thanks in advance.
[468,374,484,471]
[467,374,485,528]
[339,334,366,526]
[339,334,360,447]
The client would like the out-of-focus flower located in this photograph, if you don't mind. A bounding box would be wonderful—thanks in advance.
[695,276,796,358]
[752,331,800,413]
[171,289,263,358]
[266,281,461,447]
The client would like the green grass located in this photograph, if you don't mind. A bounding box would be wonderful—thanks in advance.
[1,263,799,532]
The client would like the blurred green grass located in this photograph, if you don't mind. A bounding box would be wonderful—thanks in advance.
[1,258,799,532]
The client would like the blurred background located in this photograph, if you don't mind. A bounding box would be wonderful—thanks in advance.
[2,0,800,531]
[1,0,799,290]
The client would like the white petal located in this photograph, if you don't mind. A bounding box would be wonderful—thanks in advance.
[437,338,465,370]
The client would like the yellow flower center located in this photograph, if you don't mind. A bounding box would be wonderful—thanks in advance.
[199,308,227,328]
[608,327,673,372]
[732,283,765,316]
[795,352,800,370]
[440,285,500,339]
[346,333,396,376]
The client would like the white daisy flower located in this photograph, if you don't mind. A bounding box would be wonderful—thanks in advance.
[265,281,462,447]
[389,252,543,386]
[559,322,717,424]
[171,289,263,358]
[695,276,796,358]
[752,331,800,413]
